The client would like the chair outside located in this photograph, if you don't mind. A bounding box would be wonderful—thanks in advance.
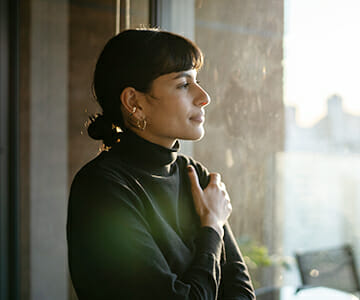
[295,244,360,294]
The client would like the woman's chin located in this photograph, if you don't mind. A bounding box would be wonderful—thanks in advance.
[181,129,205,141]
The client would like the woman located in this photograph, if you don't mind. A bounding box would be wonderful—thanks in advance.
[67,29,255,299]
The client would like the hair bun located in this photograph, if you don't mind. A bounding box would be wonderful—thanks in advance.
[87,114,110,140]
[87,114,120,147]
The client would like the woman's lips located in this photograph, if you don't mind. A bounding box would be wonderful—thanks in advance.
[190,114,205,123]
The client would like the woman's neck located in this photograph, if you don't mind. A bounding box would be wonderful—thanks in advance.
[125,127,178,149]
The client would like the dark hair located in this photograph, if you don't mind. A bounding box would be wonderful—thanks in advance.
[87,28,204,147]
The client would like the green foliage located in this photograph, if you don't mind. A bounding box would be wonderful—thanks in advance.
[237,236,272,270]
[236,236,293,289]
[237,236,293,270]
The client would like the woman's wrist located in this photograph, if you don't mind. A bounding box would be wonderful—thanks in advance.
[212,225,224,239]
[202,222,224,239]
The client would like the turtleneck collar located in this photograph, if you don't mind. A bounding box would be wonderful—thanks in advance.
[109,129,180,176]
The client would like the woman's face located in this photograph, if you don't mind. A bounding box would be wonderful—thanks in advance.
[140,69,211,148]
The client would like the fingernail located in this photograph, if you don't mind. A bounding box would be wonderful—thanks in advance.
[187,165,193,172]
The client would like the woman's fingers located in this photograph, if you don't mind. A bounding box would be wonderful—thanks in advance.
[187,165,203,200]
[188,166,232,229]
[209,173,221,186]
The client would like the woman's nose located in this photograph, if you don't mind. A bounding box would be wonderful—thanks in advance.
[195,85,211,107]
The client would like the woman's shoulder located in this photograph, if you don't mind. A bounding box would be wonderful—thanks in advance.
[71,151,134,192]
[176,153,210,188]
[176,153,208,172]
[69,152,145,210]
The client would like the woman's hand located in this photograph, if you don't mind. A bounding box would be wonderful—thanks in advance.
[187,165,232,238]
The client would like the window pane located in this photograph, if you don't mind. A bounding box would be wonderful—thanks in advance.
[194,0,360,289]
[195,0,284,288]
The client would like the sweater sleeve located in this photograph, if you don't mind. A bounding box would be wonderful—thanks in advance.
[67,172,223,300]
[218,223,255,300]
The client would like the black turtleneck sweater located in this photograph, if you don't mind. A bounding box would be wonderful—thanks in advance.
[67,130,255,300]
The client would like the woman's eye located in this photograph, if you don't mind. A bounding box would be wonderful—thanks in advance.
[177,80,200,89]
[178,82,190,89]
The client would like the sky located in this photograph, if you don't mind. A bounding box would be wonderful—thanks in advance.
[283,0,360,127]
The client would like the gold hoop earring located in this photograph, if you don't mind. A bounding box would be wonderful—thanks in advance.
[136,119,147,130]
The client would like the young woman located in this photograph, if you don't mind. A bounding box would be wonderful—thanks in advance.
[67,29,255,300]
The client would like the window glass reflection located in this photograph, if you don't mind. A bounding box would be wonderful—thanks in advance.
[194,0,360,289]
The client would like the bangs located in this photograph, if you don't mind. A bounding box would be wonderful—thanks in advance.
[147,31,204,78]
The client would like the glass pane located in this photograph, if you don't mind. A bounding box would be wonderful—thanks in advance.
[281,0,360,288]
[194,0,360,290]
[194,0,284,289]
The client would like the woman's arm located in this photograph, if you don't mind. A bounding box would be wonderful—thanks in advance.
[190,160,255,299]
[67,172,223,300]
[218,223,255,300]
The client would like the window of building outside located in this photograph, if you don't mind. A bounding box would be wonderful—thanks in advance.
[17,0,360,298]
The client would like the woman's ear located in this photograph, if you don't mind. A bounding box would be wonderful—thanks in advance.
[120,87,138,114]
[120,87,146,122]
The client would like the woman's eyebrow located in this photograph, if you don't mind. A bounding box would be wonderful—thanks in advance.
[172,72,196,80]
